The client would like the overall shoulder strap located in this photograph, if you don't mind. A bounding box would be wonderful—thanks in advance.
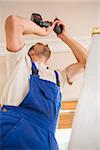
[54,70,60,87]
[31,62,39,75]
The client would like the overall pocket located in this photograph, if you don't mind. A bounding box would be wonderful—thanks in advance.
[39,79,59,103]
[2,117,24,141]
[2,117,50,150]
[0,112,21,139]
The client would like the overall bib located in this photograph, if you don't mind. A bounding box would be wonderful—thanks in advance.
[0,62,62,150]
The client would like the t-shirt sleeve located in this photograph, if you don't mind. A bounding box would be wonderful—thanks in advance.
[6,45,30,73]
[6,45,28,63]
[6,45,30,77]
[57,68,67,90]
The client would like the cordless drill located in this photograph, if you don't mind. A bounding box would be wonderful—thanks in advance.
[31,13,63,34]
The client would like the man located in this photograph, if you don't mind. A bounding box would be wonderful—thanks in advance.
[0,15,87,149]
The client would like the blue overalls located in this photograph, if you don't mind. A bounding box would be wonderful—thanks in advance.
[0,62,62,150]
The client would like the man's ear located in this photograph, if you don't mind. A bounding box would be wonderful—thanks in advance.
[29,50,35,55]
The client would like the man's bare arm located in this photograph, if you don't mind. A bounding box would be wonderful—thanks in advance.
[57,21,88,84]
[5,15,57,52]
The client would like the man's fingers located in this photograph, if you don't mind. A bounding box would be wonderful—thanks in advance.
[57,20,64,26]
[52,20,60,26]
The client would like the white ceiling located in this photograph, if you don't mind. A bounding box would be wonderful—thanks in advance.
[0,0,99,2]
[0,37,90,54]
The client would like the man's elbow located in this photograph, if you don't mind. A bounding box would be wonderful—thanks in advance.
[5,15,18,30]
[79,55,88,69]
[80,61,86,69]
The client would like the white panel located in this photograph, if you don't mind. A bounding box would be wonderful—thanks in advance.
[0,37,90,52]
[68,34,100,150]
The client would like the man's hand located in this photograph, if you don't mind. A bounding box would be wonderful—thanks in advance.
[54,20,70,39]
[41,20,60,36]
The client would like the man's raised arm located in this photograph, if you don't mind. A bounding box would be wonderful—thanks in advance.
[56,21,88,84]
[5,15,57,52]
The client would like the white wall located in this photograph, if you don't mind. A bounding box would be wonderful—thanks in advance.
[0,1,99,43]
[97,2,100,26]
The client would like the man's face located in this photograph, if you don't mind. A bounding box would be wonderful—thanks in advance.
[28,43,45,57]
[28,43,50,63]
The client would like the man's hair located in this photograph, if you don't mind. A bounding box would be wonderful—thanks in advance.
[28,42,51,60]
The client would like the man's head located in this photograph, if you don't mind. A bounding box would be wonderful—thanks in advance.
[28,43,51,64]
